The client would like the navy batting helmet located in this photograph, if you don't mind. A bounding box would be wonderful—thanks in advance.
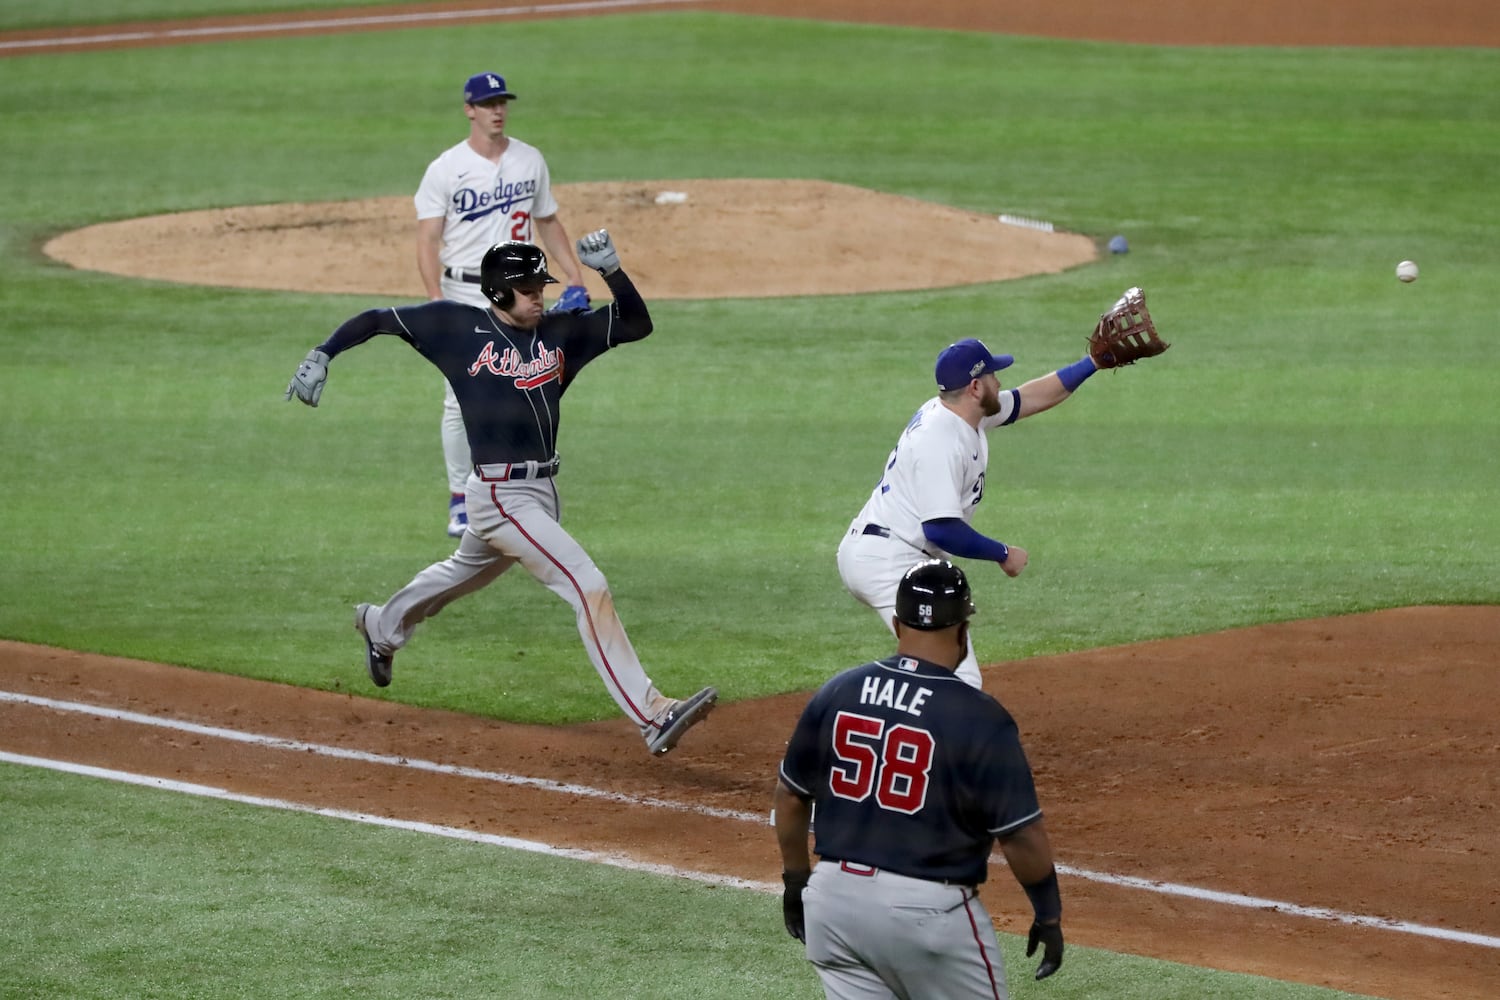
[895,559,975,631]
[480,241,558,309]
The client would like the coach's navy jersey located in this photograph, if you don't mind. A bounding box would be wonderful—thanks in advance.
[317,273,651,465]
[779,655,1042,886]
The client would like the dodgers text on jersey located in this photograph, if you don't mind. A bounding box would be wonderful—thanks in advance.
[453,177,539,222]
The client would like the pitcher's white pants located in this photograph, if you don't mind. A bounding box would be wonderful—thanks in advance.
[441,381,470,495]
[439,276,490,496]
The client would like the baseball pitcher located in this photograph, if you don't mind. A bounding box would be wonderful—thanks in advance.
[416,71,591,537]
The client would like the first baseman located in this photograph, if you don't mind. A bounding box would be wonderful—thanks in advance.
[837,338,1102,688]
[775,559,1065,998]
[285,232,717,756]
[416,71,591,537]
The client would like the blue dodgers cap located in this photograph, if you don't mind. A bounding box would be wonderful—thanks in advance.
[463,72,517,104]
[934,338,1014,390]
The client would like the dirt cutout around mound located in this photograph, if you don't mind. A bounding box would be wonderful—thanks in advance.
[43,180,1096,300]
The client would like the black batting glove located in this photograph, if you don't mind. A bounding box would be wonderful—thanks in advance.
[782,870,811,942]
[1026,920,1064,980]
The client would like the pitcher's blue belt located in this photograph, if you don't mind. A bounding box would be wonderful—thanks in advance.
[862,523,891,538]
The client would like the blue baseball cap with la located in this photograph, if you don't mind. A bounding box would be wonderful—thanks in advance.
[464,72,517,104]
[935,338,1014,390]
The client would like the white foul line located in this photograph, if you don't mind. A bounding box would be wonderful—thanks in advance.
[0,690,759,823]
[0,750,769,892]
[3,689,1497,951]
[0,0,712,52]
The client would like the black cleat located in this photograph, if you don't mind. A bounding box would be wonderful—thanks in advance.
[354,603,393,687]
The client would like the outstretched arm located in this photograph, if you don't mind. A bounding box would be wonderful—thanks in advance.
[1014,356,1097,420]
[316,308,396,359]
[284,308,399,407]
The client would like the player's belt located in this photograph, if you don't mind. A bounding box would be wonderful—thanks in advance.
[474,459,561,481]
[861,523,891,538]
[828,860,975,890]
[443,266,484,285]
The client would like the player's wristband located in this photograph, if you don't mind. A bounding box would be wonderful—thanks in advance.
[1057,356,1097,392]
[997,542,1009,564]
[1022,868,1062,923]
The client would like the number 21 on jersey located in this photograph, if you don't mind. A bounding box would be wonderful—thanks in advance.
[508,210,532,242]
[829,711,934,815]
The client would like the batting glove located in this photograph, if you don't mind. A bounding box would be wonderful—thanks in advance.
[285,348,330,407]
[781,870,810,943]
[1026,920,1064,980]
[547,284,591,314]
[577,229,620,276]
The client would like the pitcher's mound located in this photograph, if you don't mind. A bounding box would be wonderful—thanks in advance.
[43,179,1096,300]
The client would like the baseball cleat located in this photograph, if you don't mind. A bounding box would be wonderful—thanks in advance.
[446,497,468,538]
[354,603,394,687]
[646,686,718,756]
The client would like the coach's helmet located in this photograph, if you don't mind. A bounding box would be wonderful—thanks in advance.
[480,241,558,309]
[895,559,975,631]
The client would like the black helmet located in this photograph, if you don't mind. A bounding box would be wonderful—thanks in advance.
[895,559,975,630]
[480,241,558,308]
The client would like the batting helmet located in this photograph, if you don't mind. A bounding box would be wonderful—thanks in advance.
[480,241,558,309]
[895,559,975,631]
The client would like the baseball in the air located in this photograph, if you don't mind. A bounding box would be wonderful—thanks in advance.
[1396,260,1419,283]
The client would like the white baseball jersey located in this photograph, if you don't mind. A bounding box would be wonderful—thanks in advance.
[848,393,1020,557]
[414,137,560,270]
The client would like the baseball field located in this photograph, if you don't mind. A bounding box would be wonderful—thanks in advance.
[2,2,1498,998]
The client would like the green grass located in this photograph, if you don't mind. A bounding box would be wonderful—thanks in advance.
[2,9,1483,997]
[0,764,1380,999]
[1,15,1497,722]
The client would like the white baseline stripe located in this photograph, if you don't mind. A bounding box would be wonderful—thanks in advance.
[0,690,758,822]
[0,0,712,52]
[0,750,769,891]
[1052,863,1500,949]
[4,690,1497,951]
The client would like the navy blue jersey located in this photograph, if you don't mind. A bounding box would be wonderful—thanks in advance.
[779,655,1042,885]
[317,272,651,465]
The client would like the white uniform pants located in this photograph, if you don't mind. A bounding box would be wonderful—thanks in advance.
[803,861,1007,1000]
[836,526,982,688]
[361,472,670,731]
[441,381,469,495]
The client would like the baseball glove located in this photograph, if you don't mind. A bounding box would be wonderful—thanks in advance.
[1088,287,1168,369]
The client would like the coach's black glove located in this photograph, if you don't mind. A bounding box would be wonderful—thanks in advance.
[1026,920,1064,979]
[781,869,810,942]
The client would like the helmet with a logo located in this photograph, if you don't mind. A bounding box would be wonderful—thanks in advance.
[480,241,558,309]
[894,559,975,630]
